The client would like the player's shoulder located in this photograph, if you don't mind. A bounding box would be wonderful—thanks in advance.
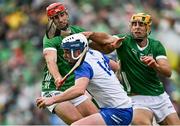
[88,49,102,57]
[70,25,86,32]
[85,49,101,61]
[43,33,61,43]
[148,37,163,46]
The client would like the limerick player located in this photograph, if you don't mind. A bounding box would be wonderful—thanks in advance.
[83,13,180,125]
[41,2,98,124]
[37,33,133,125]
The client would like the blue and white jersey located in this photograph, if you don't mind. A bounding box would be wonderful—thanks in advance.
[75,49,132,108]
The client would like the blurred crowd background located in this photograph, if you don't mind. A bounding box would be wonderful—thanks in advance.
[0,0,180,125]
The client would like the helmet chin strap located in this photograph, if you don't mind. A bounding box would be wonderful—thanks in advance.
[131,33,147,43]
[54,23,71,37]
[59,24,72,37]
[131,33,144,43]
[59,24,69,31]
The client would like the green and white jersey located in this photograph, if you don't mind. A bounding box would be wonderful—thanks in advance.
[116,34,166,96]
[42,25,85,92]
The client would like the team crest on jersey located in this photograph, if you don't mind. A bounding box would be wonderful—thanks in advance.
[131,48,137,55]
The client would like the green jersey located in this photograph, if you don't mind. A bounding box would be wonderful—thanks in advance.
[116,34,166,96]
[42,25,85,92]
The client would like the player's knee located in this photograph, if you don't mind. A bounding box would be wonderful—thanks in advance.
[55,110,82,124]
[61,115,82,125]
[159,115,180,125]
[132,116,152,125]
[132,119,152,125]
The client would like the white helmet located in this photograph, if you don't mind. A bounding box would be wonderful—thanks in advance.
[61,33,88,60]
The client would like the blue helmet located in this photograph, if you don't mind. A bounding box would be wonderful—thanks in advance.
[61,33,88,60]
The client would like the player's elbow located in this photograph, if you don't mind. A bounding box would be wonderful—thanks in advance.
[162,69,172,78]
[109,60,120,72]
[74,86,86,96]
[74,90,85,97]
[165,66,172,77]
[78,89,86,96]
[166,70,172,78]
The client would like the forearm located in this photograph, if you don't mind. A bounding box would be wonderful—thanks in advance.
[141,56,172,77]
[47,60,62,80]
[89,42,115,54]
[44,50,62,80]
[154,64,172,77]
[89,32,115,45]
[109,60,120,72]
[52,85,84,103]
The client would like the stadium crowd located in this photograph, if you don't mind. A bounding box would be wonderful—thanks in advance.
[0,0,179,125]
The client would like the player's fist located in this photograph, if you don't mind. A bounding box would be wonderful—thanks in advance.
[55,77,63,90]
[36,97,55,109]
[56,78,65,90]
[111,36,126,48]
[140,56,158,68]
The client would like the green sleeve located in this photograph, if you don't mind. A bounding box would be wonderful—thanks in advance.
[70,25,86,33]
[155,41,167,57]
[75,26,86,32]
[43,34,58,49]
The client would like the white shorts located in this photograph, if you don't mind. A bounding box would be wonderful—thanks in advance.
[130,92,176,123]
[41,91,88,113]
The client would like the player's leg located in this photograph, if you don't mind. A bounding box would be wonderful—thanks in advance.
[71,113,106,125]
[76,98,99,117]
[75,91,99,117]
[130,95,154,125]
[132,108,153,125]
[41,91,98,124]
[159,113,180,125]
[153,92,180,125]
[71,107,133,125]
[55,93,98,124]
[54,101,83,125]
[41,91,83,125]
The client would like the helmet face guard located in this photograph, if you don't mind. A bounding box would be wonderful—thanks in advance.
[130,13,152,35]
[61,33,88,60]
[46,2,66,18]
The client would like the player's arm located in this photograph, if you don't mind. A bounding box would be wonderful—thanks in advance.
[53,77,89,103]
[154,58,172,77]
[89,41,115,54]
[36,77,89,108]
[43,49,62,84]
[83,32,124,54]
[89,32,117,44]
[141,56,172,77]
[109,59,120,72]
[102,54,120,72]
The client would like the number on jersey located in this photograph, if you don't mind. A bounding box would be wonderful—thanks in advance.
[97,57,112,76]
